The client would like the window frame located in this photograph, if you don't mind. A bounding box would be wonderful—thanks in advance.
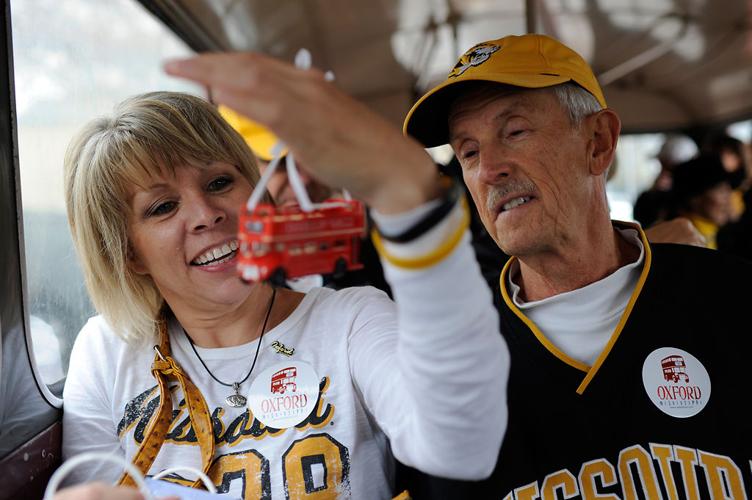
[0,0,61,410]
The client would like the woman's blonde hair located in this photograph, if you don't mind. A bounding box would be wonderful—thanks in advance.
[65,91,265,344]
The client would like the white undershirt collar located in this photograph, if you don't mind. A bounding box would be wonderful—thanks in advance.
[507,227,645,366]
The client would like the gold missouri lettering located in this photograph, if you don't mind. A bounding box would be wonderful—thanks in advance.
[504,443,748,499]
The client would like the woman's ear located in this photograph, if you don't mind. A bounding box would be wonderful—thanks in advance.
[127,243,149,275]
[588,109,621,176]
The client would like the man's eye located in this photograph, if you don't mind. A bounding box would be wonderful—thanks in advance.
[508,128,527,138]
[461,150,478,160]
[148,201,177,217]
[208,175,233,192]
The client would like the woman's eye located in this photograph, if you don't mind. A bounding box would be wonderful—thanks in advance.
[148,200,177,217]
[208,175,233,192]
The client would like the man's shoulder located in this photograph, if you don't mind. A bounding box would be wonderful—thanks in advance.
[648,243,752,287]
[301,285,395,321]
[650,242,752,267]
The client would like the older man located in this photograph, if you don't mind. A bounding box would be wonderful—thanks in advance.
[397,34,752,498]
[163,34,750,499]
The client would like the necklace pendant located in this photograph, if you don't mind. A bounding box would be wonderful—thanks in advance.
[226,394,247,407]
[226,382,247,408]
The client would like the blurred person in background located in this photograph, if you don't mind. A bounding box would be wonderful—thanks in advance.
[714,132,752,260]
[671,154,736,249]
[718,188,752,261]
[703,132,752,221]
[633,134,698,227]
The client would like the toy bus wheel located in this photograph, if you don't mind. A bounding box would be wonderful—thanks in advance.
[269,267,287,287]
[333,257,348,279]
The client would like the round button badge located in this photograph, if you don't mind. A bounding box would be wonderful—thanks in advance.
[247,361,321,428]
[642,347,711,418]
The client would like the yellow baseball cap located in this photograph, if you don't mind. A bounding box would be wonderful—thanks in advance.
[218,105,285,162]
[403,34,607,148]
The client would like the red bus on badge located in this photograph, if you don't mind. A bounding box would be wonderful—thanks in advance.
[238,199,366,283]
[661,355,690,383]
[271,367,298,394]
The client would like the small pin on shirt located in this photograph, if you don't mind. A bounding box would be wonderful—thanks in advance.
[270,340,295,356]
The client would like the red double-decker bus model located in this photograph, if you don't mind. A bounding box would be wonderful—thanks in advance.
[238,199,366,283]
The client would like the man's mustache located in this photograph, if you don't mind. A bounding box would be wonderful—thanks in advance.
[486,180,537,212]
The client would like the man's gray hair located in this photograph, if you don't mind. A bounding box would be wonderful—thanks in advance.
[448,81,602,129]
[551,82,602,126]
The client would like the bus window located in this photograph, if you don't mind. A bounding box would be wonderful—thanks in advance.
[8,0,197,402]
[252,241,270,256]
[608,133,666,221]
[246,220,265,233]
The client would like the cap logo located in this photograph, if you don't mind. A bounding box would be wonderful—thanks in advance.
[448,43,500,78]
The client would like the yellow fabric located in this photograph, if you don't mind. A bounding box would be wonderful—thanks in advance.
[218,105,285,161]
[689,216,719,250]
[731,189,745,220]
[404,34,607,147]
[372,196,470,270]
[118,320,216,490]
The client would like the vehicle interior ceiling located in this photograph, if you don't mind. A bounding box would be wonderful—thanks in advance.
[144,0,752,134]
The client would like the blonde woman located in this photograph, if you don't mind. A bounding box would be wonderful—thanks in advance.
[60,91,508,499]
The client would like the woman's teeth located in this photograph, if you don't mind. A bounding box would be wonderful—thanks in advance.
[193,240,239,265]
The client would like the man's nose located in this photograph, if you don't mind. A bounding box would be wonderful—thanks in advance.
[478,147,512,184]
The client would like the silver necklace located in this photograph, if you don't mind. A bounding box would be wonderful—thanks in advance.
[185,287,276,408]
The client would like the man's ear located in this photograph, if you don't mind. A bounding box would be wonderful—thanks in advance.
[587,109,621,176]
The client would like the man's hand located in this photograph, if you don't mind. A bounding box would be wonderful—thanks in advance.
[164,53,440,214]
[645,217,706,247]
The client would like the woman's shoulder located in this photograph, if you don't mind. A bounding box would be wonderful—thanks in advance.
[72,315,148,357]
[66,316,151,394]
[302,286,397,333]
[278,285,395,327]
[308,285,394,311]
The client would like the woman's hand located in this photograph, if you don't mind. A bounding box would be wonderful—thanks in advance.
[52,482,178,500]
[53,483,143,500]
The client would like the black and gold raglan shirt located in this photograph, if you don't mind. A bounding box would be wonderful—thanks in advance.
[61,200,510,500]
[401,225,752,499]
